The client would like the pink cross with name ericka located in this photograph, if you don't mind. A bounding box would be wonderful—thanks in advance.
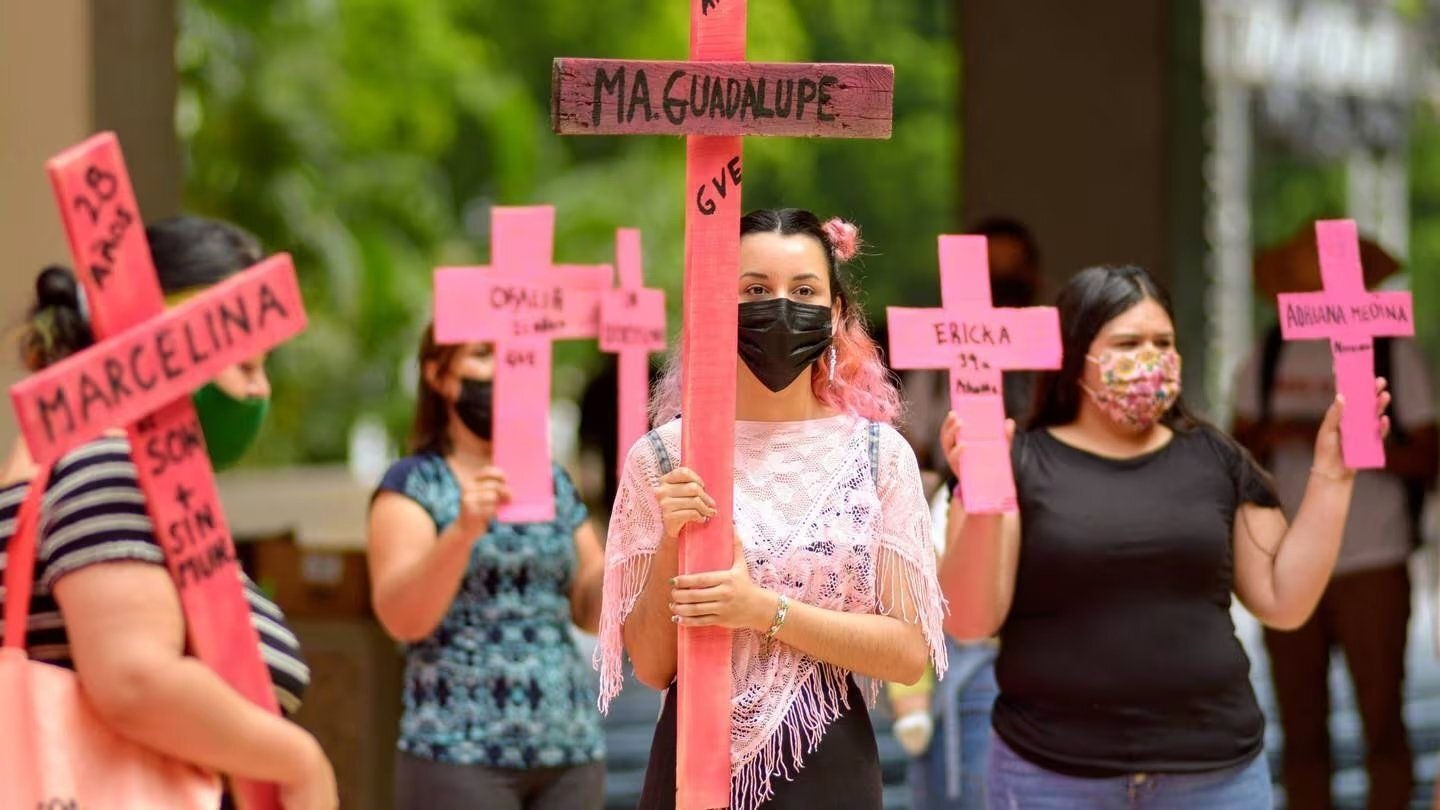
[888,236,1062,513]
[1277,219,1415,468]
[600,228,667,481]
[433,206,610,522]
[7,133,309,810]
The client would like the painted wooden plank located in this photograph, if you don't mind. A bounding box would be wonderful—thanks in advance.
[672,3,747,807]
[553,59,893,139]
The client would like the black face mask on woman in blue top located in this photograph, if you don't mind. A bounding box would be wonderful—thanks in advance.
[454,378,493,440]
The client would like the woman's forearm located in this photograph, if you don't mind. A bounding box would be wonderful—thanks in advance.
[938,503,1010,641]
[770,599,928,685]
[622,538,680,689]
[571,568,604,633]
[91,654,323,786]
[1268,473,1354,625]
[372,521,476,642]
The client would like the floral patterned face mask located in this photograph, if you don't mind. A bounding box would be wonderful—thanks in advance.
[1082,347,1182,430]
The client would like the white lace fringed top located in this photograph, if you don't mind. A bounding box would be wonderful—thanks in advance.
[596,414,948,810]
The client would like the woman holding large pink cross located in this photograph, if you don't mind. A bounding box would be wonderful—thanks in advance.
[940,264,1391,809]
[0,217,336,810]
[598,208,948,810]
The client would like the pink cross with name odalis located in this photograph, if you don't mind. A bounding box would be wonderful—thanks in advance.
[8,133,308,810]
[888,236,1061,513]
[601,228,667,483]
[433,206,609,523]
[1277,219,1415,468]
[553,3,895,806]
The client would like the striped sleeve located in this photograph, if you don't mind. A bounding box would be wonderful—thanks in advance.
[244,573,311,715]
[34,436,312,715]
[37,437,165,591]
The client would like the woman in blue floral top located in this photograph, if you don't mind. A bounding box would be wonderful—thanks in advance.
[367,326,607,810]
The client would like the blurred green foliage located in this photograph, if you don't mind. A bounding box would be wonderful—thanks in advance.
[177,0,957,464]
[1412,114,1440,355]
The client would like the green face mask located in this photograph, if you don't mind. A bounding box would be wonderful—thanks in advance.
[192,382,269,471]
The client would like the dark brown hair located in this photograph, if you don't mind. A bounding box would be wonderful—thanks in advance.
[20,218,262,373]
[146,216,263,292]
[408,322,467,455]
[20,265,93,371]
[1030,264,1277,504]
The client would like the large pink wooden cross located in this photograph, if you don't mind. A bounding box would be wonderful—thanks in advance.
[433,206,610,522]
[888,236,1062,513]
[600,228,667,481]
[553,5,894,807]
[8,133,307,809]
[1277,219,1415,468]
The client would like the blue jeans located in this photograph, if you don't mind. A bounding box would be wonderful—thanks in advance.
[908,640,999,810]
[986,732,1273,810]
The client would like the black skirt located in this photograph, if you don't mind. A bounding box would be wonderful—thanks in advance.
[638,676,883,810]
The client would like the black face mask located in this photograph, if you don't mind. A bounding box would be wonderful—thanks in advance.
[737,298,834,393]
[454,378,493,440]
[991,277,1036,308]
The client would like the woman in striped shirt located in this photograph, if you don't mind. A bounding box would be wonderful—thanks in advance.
[0,217,335,809]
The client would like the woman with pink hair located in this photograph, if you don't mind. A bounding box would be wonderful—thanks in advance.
[598,208,947,809]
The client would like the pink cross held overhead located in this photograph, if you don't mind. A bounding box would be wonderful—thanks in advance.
[601,228,667,482]
[1277,219,1415,468]
[888,236,1062,513]
[7,133,308,810]
[433,206,610,522]
[553,4,894,806]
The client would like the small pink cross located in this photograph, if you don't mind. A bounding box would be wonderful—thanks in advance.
[434,206,611,522]
[888,236,1062,512]
[600,228,667,483]
[1276,219,1415,468]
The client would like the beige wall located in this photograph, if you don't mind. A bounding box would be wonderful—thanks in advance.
[0,0,92,447]
[0,0,178,447]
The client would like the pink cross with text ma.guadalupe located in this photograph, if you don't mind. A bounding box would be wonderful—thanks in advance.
[1277,219,1415,468]
[433,206,610,522]
[600,228,667,481]
[553,3,895,806]
[888,236,1062,513]
[8,133,308,810]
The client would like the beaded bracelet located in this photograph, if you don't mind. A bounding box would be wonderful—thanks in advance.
[764,595,791,641]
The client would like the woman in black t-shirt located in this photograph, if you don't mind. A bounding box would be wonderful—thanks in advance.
[938,265,1390,808]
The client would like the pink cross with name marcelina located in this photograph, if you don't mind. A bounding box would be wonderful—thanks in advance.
[8,133,310,810]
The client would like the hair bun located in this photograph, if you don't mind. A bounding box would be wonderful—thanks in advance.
[822,218,862,262]
[34,265,82,311]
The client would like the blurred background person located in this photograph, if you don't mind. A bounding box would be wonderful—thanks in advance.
[1234,228,1439,810]
[367,329,607,810]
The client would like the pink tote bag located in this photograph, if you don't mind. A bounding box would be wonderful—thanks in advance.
[0,466,221,809]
